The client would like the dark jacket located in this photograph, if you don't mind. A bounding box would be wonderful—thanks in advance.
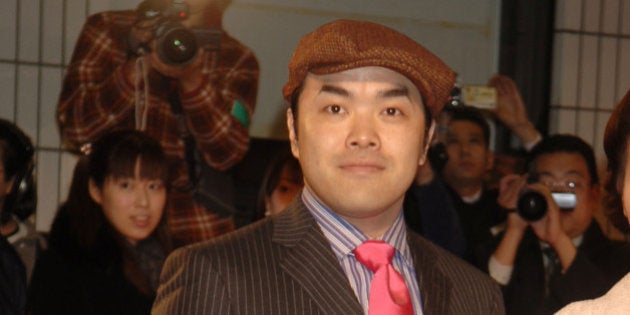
[0,235,26,315]
[483,222,630,315]
[406,178,506,265]
[449,187,506,265]
[404,180,467,258]
[27,208,155,315]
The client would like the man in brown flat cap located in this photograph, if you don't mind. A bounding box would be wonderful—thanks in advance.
[152,20,504,315]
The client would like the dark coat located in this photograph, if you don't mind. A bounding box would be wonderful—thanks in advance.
[0,235,26,315]
[404,180,467,258]
[27,209,154,315]
[406,178,506,266]
[483,222,630,315]
[153,198,505,315]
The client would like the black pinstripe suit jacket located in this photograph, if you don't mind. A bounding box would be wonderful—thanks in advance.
[152,199,505,315]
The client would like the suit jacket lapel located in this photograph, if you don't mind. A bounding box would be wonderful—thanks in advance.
[408,232,453,315]
[273,199,363,315]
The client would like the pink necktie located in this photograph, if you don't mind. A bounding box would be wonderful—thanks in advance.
[353,240,413,315]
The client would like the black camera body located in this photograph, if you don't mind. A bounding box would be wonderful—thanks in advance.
[132,1,222,65]
[517,186,577,222]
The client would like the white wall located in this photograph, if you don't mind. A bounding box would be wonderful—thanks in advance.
[225,0,500,138]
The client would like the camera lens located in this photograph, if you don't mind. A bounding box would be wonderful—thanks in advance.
[517,190,547,221]
[156,23,197,65]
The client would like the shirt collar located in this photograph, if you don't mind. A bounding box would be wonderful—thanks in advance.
[540,234,584,250]
[301,187,413,266]
[461,187,483,204]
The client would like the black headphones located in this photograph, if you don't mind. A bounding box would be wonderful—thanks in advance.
[0,118,36,222]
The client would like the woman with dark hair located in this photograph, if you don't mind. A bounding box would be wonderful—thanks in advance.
[557,89,630,313]
[255,150,303,219]
[28,130,172,314]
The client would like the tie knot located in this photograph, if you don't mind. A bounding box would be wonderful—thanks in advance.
[354,240,395,272]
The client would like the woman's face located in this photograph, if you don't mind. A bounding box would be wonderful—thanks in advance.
[89,160,166,245]
[265,164,303,216]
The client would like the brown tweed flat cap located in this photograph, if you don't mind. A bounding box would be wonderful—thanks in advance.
[283,19,455,117]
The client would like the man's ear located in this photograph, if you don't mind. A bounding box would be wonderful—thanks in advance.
[88,179,103,205]
[419,121,436,166]
[287,108,300,159]
[4,176,15,195]
[588,183,602,215]
[485,150,495,171]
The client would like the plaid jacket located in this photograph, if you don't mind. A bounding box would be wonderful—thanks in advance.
[57,10,259,246]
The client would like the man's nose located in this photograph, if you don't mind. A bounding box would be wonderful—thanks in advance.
[346,116,380,149]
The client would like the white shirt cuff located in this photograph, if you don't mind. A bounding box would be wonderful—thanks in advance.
[523,133,543,152]
[488,255,514,285]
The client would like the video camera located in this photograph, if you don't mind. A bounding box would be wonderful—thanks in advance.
[516,175,577,222]
[131,0,222,65]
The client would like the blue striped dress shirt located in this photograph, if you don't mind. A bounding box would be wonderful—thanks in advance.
[302,187,424,314]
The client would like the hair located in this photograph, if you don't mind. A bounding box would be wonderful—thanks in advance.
[48,129,172,296]
[0,119,32,186]
[0,119,35,222]
[603,89,630,233]
[526,134,599,185]
[444,105,491,148]
[255,149,303,220]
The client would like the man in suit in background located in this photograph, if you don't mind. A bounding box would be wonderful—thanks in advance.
[152,19,504,315]
[484,135,630,314]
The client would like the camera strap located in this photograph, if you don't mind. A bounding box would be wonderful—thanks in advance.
[166,87,198,188]
[134,56,150,131]
[166,86,237,217]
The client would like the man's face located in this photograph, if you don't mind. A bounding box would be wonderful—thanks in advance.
[534,152,598,238]
[441,120,493,188]
[287,66,432,226]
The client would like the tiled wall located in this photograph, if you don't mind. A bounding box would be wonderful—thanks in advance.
[0,0,142,231]
[551,0,630,237]
[551,0,630,171]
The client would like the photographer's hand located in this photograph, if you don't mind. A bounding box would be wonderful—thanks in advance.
[492,174,528,269]
[498,174,528,232]
[487,74,541,149]
[146,45,206,92]
[528,183,577,271]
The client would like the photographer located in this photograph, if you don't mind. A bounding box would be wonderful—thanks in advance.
[484,135,630,315]
[404,74,543,264]
[56,0,259,247]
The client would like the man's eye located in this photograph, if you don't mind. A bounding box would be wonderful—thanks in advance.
[445,137,458,145]
[326,105,342,114]
[384,108,401,116]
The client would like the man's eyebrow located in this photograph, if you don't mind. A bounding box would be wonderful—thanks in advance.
[538,170,586,179]
[377,86,409,98]
[318,84,411,99]
[319,84,349,97]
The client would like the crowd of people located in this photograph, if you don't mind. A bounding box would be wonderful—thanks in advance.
[1,0,630,314]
